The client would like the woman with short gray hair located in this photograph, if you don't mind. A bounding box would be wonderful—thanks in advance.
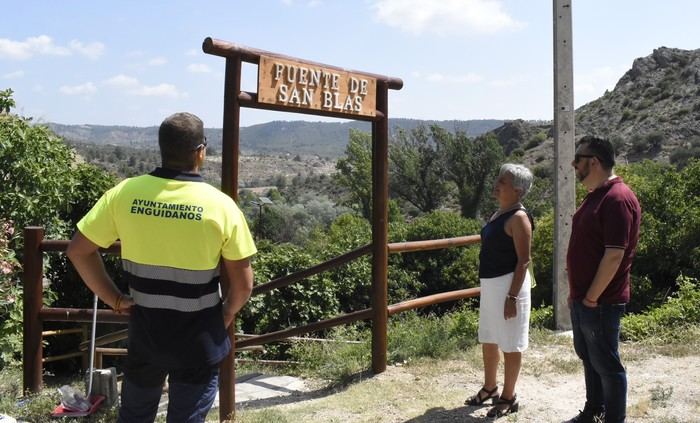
[464,163,534,418]
[499,163,533,200]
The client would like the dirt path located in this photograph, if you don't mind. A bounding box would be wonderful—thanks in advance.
[235,336,700,422]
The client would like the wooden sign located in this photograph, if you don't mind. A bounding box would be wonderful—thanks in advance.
[258,55,377,117]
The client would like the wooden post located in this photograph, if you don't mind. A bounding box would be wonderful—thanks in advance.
[23,226,45,393]
[371,81,389,374]
[219,55,242,423]
[553,0,575,329]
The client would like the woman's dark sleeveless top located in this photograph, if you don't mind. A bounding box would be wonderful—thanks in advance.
[479,208,534,279]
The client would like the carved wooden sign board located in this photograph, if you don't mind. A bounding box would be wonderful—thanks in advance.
[257,55,377,117]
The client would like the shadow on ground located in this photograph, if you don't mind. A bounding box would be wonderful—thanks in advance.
[402,405,489,422]
[235,370,374,410]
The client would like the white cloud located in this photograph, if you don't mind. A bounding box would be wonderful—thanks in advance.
[414,71,483,84]
[148,56,167,66]
[104,74,185,98]
[370,0,523,36]
[187,63,212,73]
[105,74,140,88]
[280,0,322,7]
[185,49,198,57]
[0,35,69,60]
[69,40,105,60]
[132,83,185,99]
[0,35,105,60]
[2,70,24,79]
[60,82,97,96]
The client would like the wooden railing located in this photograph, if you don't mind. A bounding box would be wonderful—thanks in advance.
[22,226,480,416]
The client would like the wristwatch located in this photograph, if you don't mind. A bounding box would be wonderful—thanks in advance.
[506,294,518,302]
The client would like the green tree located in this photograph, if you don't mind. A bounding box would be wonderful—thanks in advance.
[0,93,117,365]
[0,114,75,238]
[0,88,16,114]
[437,130,504,218]
[619,160,700,304]
[335,129,372,218]
[389,125,450,214]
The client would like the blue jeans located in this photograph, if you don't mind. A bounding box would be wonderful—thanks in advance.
[118,365,220,423]
[571,301,627,423]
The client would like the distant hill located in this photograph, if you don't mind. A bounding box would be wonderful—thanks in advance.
[48,118,504,158]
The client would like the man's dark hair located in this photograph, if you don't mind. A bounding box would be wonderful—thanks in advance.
[158,112,205,170]
[577,135,615,170]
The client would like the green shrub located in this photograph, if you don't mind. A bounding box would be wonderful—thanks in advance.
[524,132,547,150]
[635,99,653,110]
[620,109,634,123]
[399,211,481,312]
[0,220,21,367]
[670,142,700,168]
[241,242,341,335]
[530,305,554,329]
[531,211,554,307]
[645,131,664,152]
[621,276,700,341]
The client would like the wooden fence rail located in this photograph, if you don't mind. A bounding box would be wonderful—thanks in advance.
[22,225,481,413]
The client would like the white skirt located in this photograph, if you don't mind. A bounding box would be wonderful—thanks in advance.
[478,271,531,353]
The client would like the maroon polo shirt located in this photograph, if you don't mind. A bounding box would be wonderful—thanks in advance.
[567,177,641,304]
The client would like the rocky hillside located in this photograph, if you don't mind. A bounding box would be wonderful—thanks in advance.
[508,47,700,167]
[577,47,700,162]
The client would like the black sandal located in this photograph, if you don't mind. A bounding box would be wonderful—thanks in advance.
[465,386,499,406]
[486,393,519,418]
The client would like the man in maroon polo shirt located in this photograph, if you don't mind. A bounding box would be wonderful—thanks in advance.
[565,136,641,423]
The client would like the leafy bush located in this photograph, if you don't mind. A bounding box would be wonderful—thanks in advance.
[0,103,117,368]
[524,132,547,150]
[531,211,554,307]
[241,242,340,335]
[620,109,635,123]
[619,160,700,298]
[0,220,21,367]
[622,276,700,341]
[530,305,554,329]
[399,211,481,312]
[645,131,664,152]
[0,116,74,241]
[670,141,700,168]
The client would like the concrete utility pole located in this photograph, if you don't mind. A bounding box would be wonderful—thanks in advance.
[553,0,575,329]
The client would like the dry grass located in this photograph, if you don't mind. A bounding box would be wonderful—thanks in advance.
[231,333,700,423]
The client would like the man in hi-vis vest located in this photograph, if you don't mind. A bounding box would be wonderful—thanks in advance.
[68,112,256,423]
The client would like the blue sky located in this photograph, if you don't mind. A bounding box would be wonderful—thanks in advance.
[2,1,699,128]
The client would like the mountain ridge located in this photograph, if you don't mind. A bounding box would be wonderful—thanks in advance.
[48,118,506,158]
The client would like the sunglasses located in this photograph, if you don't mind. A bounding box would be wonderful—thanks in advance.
[192,136,208,151]
[574,153,596,164]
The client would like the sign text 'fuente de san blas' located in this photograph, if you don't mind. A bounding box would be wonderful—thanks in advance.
[258,55,377,117]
